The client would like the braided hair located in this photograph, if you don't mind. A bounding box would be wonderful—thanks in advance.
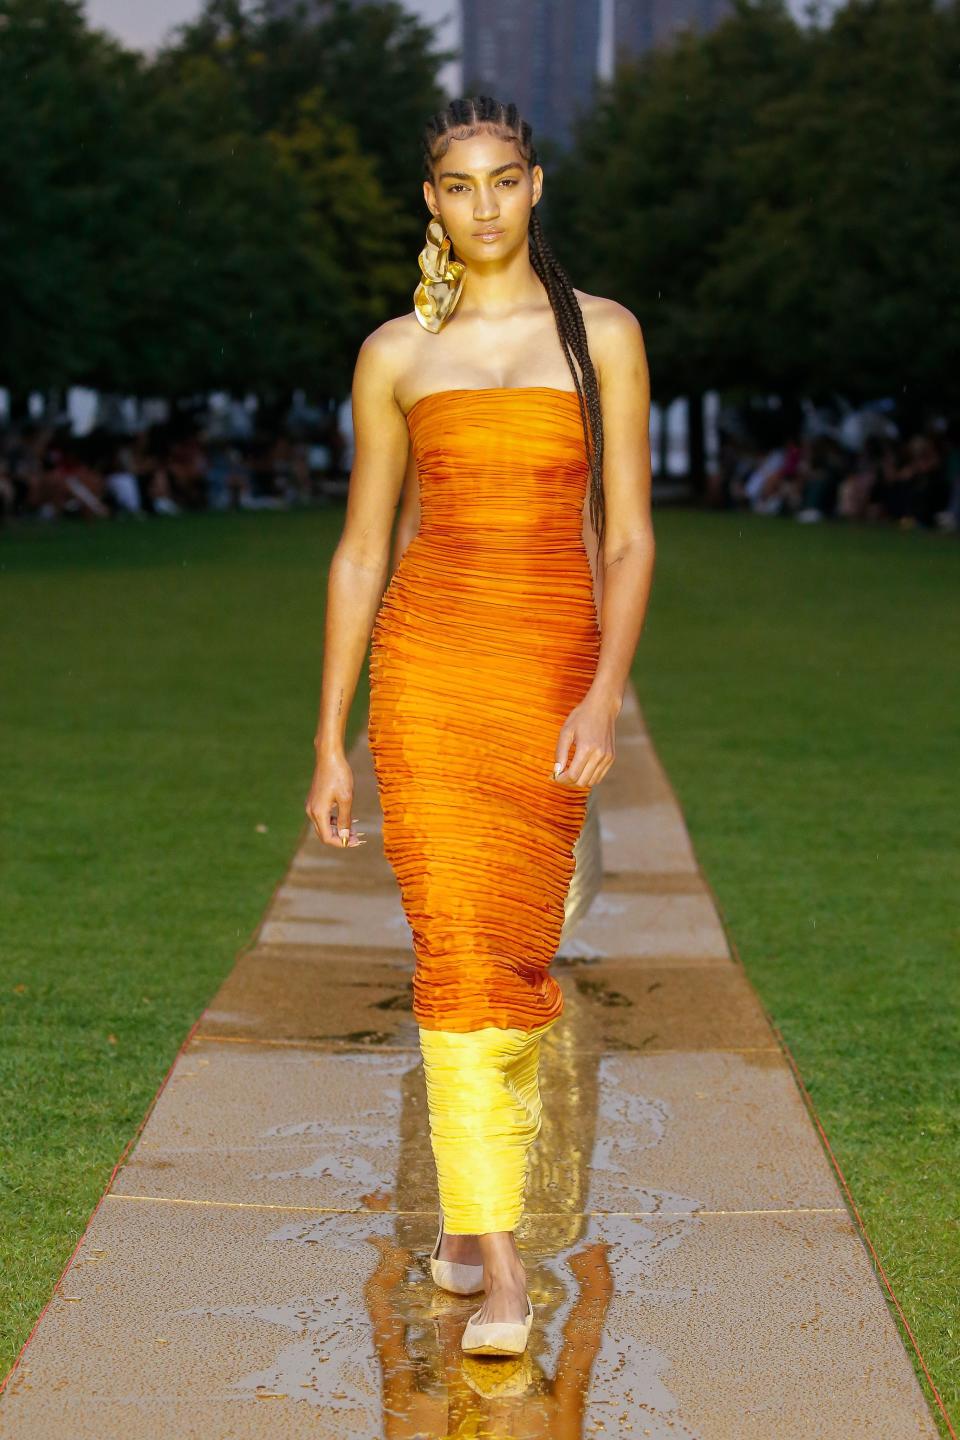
[421,95,605,550]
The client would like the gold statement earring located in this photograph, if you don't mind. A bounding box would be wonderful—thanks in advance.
[413,215,466,333]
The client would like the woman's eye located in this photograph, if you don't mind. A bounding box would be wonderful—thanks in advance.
[446,179,519,193]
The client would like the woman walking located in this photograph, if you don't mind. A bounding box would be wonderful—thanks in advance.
[306,94,654,1358]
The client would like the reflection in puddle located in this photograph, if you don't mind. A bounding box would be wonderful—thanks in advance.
[174,985,705,1437]
[176,1215,702,1437]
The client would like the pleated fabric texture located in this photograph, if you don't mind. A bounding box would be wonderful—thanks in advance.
[367,386,601,1034]
[418,1018,558,1233]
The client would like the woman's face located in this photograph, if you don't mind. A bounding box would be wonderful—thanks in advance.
[424,129,543,263]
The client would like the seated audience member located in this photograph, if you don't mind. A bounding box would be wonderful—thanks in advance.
[886,433,943,529]
[837,436,886,521]
[935,419,960,531]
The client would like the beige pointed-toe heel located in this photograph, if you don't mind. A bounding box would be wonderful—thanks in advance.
[429,1213,486,1296]
[461,1293,534,1356]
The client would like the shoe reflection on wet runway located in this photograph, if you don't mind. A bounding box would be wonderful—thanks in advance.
[190,983,699,1435]
[232,789,704,1437]
[353,981,703,1440]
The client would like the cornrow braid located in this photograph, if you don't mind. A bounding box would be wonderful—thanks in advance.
[420,94,605,551]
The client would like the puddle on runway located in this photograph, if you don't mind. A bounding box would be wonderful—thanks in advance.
[174,989,705,1437]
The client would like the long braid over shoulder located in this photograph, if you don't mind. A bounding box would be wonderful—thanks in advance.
[420,95,606,550]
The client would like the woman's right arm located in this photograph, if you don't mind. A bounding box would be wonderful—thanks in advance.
[305,329,410,848]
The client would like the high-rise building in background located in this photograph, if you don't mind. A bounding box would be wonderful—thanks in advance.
[459,0,734,151]
[264,0,735,150]
[612,0,733,63]
[460,0,602,152]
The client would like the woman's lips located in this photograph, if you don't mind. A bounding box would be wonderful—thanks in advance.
[475,229,504,243]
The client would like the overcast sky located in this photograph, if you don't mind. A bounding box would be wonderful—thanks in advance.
[85,0,833,93]
[86,0,461,87]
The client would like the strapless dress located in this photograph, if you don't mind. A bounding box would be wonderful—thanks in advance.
[367,386,601,1033]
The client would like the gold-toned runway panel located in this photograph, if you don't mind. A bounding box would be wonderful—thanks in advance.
[199,945,417,1048]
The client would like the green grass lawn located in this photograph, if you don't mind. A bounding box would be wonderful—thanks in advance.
[1,506,957,1429]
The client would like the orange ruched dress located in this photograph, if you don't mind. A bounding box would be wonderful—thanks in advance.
[367,386,601,1035]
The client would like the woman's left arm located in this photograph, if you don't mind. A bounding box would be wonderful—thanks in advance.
[554,302,654,791]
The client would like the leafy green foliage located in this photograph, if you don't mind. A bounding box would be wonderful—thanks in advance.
[161,0,453,210]
[0,0,449,399]
[550,0,960,408]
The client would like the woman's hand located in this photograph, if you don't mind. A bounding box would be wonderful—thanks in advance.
[305,749,365,848]
[552,687,621,790]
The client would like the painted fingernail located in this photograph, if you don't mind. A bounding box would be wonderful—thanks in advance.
[339,829,349,846]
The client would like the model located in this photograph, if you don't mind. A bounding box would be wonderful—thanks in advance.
[306,94,654,1358]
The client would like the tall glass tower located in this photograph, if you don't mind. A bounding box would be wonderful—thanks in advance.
[460,0,603,151]
[613,0,733,62]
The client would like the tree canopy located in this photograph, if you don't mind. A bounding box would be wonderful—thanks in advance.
[0,0,450,405]
[1,0,956,413]
[548,0,959,410]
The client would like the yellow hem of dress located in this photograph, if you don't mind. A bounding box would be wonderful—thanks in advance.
[418,1017,558,1235]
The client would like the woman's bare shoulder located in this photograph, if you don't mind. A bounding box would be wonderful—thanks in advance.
[355,311,449,411]
[357,312,423,368]
[572,290,646,379]
[573,289,644,341]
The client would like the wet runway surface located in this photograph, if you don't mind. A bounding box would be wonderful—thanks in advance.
[0,689,939,1438]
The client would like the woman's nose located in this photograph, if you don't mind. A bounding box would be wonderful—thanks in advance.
[474,192,500,220]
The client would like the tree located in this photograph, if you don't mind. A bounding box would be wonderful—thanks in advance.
[0,0,147,402]
[0,0,448,402]
[159,0,455,256]
[100,58,412,399]
[548,1,809,401]
[548,0,960,429]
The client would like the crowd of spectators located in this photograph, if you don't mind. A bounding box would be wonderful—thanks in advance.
[709,419,960,531]
[3,406,959,534]
[0,415,350,525]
